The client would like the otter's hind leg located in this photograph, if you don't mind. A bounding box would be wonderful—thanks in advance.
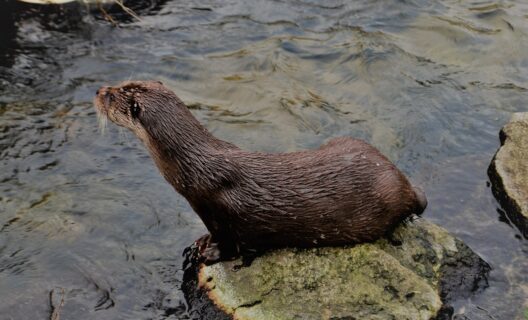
[412,186,428,215]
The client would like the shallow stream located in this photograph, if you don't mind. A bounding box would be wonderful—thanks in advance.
[0,0,527,319]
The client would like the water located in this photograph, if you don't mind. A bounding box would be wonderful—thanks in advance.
[0,0,527,319]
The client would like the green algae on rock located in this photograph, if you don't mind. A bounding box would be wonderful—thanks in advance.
[489,112,528,238]
[183,219,490,320]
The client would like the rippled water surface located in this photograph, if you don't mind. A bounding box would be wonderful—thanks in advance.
[1,0,527,319]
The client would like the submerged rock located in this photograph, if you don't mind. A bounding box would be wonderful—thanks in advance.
[183,219,490,320]
[488,112,528,238]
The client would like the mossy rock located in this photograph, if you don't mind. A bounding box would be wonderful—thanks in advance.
[488,112,528,238]
[183,219,490,320]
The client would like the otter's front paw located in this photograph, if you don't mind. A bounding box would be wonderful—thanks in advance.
[195,234,212,252]
[201,242,222,265]
[194,234,222,265]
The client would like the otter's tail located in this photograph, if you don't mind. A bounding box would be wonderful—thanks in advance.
[412,186,428,215]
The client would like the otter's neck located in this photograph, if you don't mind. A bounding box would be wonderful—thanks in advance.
[141,99,237,196]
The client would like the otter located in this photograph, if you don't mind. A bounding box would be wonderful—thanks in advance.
[94,80,427,264]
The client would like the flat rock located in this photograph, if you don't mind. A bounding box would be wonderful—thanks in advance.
[183,219,490,320]
[488,112,528,238]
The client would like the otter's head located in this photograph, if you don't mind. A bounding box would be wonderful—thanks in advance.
[94,80,174,132]
[94,80,212,159]
[94,81,188,133]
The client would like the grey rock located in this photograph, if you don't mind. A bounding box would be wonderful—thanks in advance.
[488,112,528,238]
[183,219,490,320]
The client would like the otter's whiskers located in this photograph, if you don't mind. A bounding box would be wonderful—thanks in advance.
[96,109,107,135]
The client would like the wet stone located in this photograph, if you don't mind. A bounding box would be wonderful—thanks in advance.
[488,112,528,238]
[183,219,490,320]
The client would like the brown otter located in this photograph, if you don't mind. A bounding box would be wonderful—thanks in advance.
[94,80,427,264]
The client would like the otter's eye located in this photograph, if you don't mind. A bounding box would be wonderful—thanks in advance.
[131,102,140,118]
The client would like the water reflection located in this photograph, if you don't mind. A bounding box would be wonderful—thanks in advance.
[0,0,527,319]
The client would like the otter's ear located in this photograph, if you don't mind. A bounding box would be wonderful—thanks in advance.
[155,80,163,85]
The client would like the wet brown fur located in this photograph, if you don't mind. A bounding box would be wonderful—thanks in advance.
[94,80,427,263]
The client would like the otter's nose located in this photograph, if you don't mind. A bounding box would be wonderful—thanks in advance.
[96,87,109,96]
